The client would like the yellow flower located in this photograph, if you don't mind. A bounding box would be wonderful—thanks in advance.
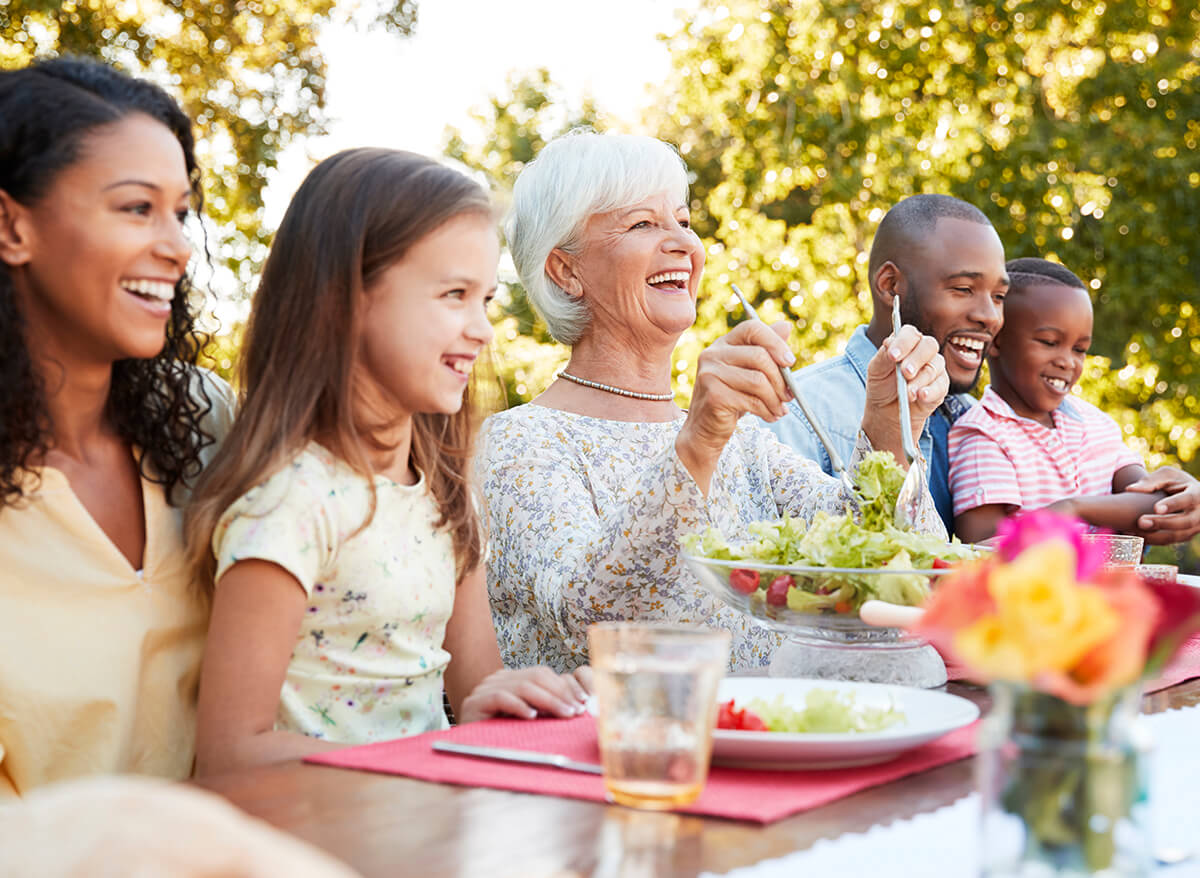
[953,541,1119,681]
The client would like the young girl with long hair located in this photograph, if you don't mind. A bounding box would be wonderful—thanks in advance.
[0,57,233,796]
[186,148,589,774]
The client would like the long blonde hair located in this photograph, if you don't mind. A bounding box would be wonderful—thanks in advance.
[185,148,494,592]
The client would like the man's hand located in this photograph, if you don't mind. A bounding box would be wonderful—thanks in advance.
[1126,467,1200,545]
[861,325,947,463]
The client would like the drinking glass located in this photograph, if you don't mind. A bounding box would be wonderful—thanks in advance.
[588,623,730,810]
[1134,563,1178,585]
[1082,533,1144,568]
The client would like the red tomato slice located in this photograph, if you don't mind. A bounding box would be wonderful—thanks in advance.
[715,699,771,731]
[766,574,794,606]
[729,568,761,594]
[716,699,739,730]
[738,708,768,731]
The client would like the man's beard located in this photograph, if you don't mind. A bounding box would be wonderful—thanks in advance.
[899,287,984,396]
[944,358,984,396]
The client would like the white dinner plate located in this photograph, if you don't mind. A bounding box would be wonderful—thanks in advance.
[711,677,979,771]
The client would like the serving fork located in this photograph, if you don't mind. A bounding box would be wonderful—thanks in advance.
[891,295,927,530]
[730,284,856,510]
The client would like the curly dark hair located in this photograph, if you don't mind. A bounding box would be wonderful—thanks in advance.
[0,56,216,509]
[1005,257,1087,296]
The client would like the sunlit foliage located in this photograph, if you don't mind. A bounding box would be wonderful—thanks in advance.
[452,1,1198,566]
[1,0,417,291]
[444,69,603,407]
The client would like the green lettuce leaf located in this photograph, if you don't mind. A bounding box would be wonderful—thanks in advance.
[683,450,980,609]
[746,690,906,733]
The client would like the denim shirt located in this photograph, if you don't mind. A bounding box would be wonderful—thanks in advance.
[761,325,973,535]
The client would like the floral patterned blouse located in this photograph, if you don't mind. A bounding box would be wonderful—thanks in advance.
[480,405,945,673]
[213,443,454,744]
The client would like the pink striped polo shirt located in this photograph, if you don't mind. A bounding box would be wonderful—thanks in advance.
[948,387,1142,516]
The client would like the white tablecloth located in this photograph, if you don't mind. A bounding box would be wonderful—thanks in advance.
[707,704,1200,877]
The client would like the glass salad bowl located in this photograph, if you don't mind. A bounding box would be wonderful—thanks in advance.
[681,552,967,649]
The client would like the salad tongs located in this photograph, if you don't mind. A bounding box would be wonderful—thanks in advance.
[730,284,857,511]
[891,295,927,530]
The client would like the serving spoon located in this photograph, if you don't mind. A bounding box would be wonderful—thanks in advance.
[891,295,927,530]
[730,284,857,510]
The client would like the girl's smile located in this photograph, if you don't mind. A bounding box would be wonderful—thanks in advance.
[442,353,479,381]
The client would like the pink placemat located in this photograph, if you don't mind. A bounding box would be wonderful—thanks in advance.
[305,714,976,824]
[946,632,1200,693]
[1146,632,1200,692]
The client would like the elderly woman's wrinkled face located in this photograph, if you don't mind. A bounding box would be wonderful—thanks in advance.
[568,191,703,344]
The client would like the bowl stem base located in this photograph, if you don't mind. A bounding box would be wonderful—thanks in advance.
[768,640,947,688]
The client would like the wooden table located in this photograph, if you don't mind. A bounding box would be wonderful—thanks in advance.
[194,679,1200,878]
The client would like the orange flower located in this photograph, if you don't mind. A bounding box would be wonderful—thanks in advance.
[961,541,1121,680]
[1035,568,1159,705]
[915,558,994,647]
[910,511,1200,704]
[912,557,996,673]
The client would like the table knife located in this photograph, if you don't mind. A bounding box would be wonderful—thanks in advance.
[431,740,603,774]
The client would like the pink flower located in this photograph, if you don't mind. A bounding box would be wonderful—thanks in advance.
[994,511,1106,580]
[1142,577,1200,675]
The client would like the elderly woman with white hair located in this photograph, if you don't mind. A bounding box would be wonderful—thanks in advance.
[479,131,949,673]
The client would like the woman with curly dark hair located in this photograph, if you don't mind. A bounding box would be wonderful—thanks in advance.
[0,56,234,797]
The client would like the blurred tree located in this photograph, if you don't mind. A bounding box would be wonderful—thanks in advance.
[649,0,1197,480]
[0,0,417,293]
[650,0,1198,565]
[449,2,1198,566]
[444,69,602,407]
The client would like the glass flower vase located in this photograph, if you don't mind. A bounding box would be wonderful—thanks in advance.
[978,684,1150,877]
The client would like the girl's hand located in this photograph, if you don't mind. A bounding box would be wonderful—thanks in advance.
[677,318,796,493]
[457,666,590,723]
[861,325,947,461]
[571,664,595,695]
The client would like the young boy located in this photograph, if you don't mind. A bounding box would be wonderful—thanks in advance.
[948,257,1164,543]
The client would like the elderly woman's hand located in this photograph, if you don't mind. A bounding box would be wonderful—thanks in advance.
[860,324,948,463]
[676,319,796,493]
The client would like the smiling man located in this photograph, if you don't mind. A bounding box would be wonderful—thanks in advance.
[766,194,1008,533]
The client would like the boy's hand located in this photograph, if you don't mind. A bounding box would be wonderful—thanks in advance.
[458,666,590,723]
[1126,467,1200,544]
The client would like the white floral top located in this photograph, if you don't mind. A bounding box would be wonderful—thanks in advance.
[213,443,454,744]
[480,406,946,673]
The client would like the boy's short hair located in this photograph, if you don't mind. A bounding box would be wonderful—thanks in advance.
[1005,257,1086,296]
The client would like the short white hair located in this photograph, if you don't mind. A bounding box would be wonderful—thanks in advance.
[506,131,690,345]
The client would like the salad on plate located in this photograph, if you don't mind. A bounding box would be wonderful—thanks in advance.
[716,688,906,734]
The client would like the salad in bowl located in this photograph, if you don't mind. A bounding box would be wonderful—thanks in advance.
[682,452,981,644]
